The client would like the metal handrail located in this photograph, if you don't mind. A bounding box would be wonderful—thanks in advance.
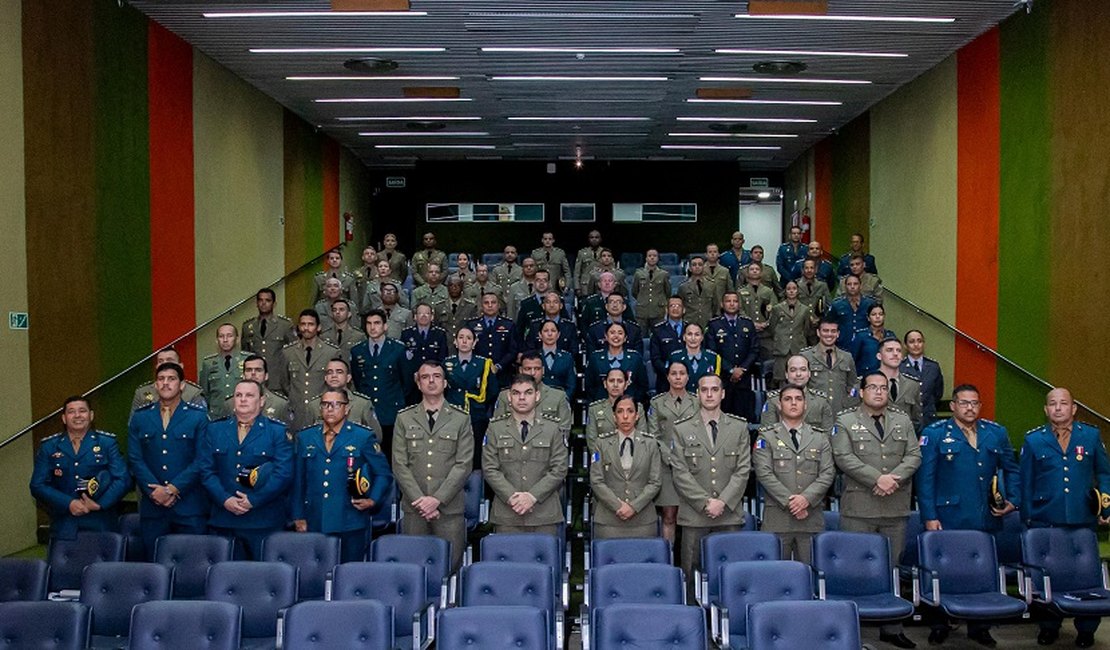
[0,245,346,451]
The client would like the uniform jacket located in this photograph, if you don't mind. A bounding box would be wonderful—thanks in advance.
[753,422,835,533]
[886,373,923,432]
[411,249,447,287]
[647,392,698,465]
[584,350,649,404]
[577,293,634,330]
[720,249,752,283]
[313,269,356,303]
[128,401,210,519]
[768,301,814,357]
[670,412,751,527]
[493,385,573,437]
[827,296,877,349]
[380,249,408,282]
[1020,422,1110,527]
[801,345,860,414]
[789,258,836,290]
[393,403,474,515]
[275,340,339,423]
[200,351,252,419]
[849,328,895,377]
[521,317,578,356]
[832,407,921,518]
[585,399,646,452]
[795,277,832,316]
[704,315,759,375]
[776,242,806,281]
[900,357,944,423]
[666,348,722,392]
[292,421,392,533]
[320,325,367,361]
[649,320,687,392]
[199,415,293,529]
[31,430,129,539]
[226,388,293,427]
[131,380,206,414]
[399,325,449,369]
[482,413,569,526]
[585,319,644,356]
[590,432,662,528]
[537,348,577,400]
[916,418,1020,530]
[383,306,414,340]
[531,246,571,289]
[762,388,835,432]
[574,246,602,296]
[241,314,295,373]
[435,299,479,347]
[631,267,672,321]
[444,355,496,418]
[350,338,410,426]
[464,316,517,372]
[299,391,381,436]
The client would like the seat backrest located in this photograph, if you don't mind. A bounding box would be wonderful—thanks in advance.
[0,558,49,601]
[81,562,171,638]
[747,600,860,650]
[128,600,241,650]
[899,511,923,567]
[590,564,685,608]
[47,531,126,591]
[812,532,892,597]
[995,510,1025,566]
[438,606,548,650]
[370,534,450,599]
[918,530,998,595]
[464,470,483,531]
[719,560,813,635]
[481,533,560,571]
[261,531,340,601]
[205,561,298,639]
[332,562,427,634]
[118,513,145,561]
[283,600,393,650]
[823,510,840,531]
[593,604,706,650]
[658,253,680,267]
[481,253,504,267]
[0,601,89,650]
[1022,527,1103,593]
[590,537,671,568]
[620,252,644,271]
[154,534,234,599]
[701,531,780,597]
[461,562,555,614]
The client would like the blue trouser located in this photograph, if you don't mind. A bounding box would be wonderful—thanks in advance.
[140,515,206,561]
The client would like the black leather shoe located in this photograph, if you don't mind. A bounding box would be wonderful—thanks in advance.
[968,629,997,648]
[880,632,918,648]
[1075,631,1095,648]
[1037,628,1059,646]
[928,627,950,645]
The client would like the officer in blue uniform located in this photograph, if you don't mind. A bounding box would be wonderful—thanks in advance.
[445,326,497,436]
[585,322,649,404]
[350,309,412,459]
[464,292,518,383]
[788,241,837,290]
[520,291,577,354]
[30,396,129,541]
[705,291,760,420]
[513,268,551,338]
[836,233,879,277]
[128,362,210,560]
[850,304,895,377]
[826,275,878,349]
[198,379,293,560]
[400,304,449,369]
[776,226,806,280]
[532,324,577,399]
[1020,387,1110,647]
[292,388,392,563]
[916,384,1021,646]
[666,326,723,392]
[649,298,689,394]
[584,294,644,356]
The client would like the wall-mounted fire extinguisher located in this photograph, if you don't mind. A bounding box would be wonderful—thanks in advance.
[343,212,355,242]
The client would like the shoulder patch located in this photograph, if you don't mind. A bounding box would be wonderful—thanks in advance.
[901,374,921,385]
[94,430,116,439]
[588,398,608,408]
[539,412,562,423]
[295,424,317,436]
[269,389,288,399]
[320,340,340,350]
[800,345,816,353]
[349,389,371,400]
[980,418,999,426]
[766,389,781,399]
[276,315,291,321]
[136,401,159,411]
[1024,426,1042,437]
[757,424,776,433]
[808,388,829,399]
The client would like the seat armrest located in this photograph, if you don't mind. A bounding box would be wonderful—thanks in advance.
[710,601,730,648]
[276,607,290,650]
[555,609,565,650]
[892,568,902,598]
[413,599,436,650]
[816,570,827,600]
[580,604,591,650]
[695,569,706,608]
[561,570,570,611]
[440,576,452,609]
[1102,559,1109,590]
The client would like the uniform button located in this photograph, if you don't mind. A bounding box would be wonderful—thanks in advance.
[236,464,241,469]
[323,493,329,498]
[324,470,330,476]
[162,450,168,455]
[711,457,716,461]
[428,451,433,456]
[323,481,329,487]
[1063,466,1069,472]
[236,451,241,456]
[1065,488,1070,493]
[162,435,167,439]
[977,462,983,467]
[711,479,717,484]
[427,464,433,468]
[326,459,331,464]
[1064,477,1070,483]
[162,465,168,470]
[710,468,716,473]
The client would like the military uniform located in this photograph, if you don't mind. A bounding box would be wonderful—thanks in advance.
[790,258,837,290]
[310,299,338,332]
[275,340,339,428]
[537,348,577,400]
[435,299,478,347]
[199,414,293,559]
[795,279,832,341]
[514,293,545,335]
[522,317,578,356]
[801,345,859,414]
[585,319,644,356]
[465,280,505,308]
[590,431,663,539]
[298,389,382,436]
[649,320,687,394]
[850,328,895,377]
[837,272,883,302]
[361,278,410,313]
[532,246,571,290]
[199,350,251,419]
[832,406,921,564]
[776,242,806,281]
[666,348,722,393]
[493,384,574,438]
[482,412,569,533]
[225,388,293,427]
[676,278,716,330]
[761,388,835,432]
[703,264,735,301]
[753,422,836,562]
[393,403,474,570]
[320,324,367,361]
[827,296,878,349]
[719,249,752,284]
[705,315,760,418]
[587,267,628,297]
[573,246,603,296]
[631,266,672,332]
[292,420,393,562]
[491,261,524,291]
[1020,422,1110,528]
[411,248,447,287]
[584,398,645,453]
[738,283,776,364]
[400,325,449,372]
[768,300,814,382]
[444,354,497,439]
[351,264,377,309]
[411,283,449,311]
[577,293,633,330]
[647,392,698,507]
[30,430,129,540]
[671,412,752,586]
[505,278,538,320]
[350,338,411,456]
[837,252,878,277]
[741,263,782,298]
[886,374,923,432]
[584,350,650,404]
[900,357,944,423]
[313,268,356,303]
[464,316,517,379]
[917,418,1020,531]
[131,379,207,413]
[380,248,408,282]
[128,401,210,559]
[241,314,295,376]
[382,306,414,340]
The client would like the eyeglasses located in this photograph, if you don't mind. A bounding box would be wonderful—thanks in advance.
[863,384,889,393]
[954,400,981,408]
[321,401,349,409]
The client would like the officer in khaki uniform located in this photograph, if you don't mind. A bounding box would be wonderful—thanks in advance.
[410,233,446,288]
[320,299,367,361]
[676,256,716,330]
[228,355,292,425]
[274,310,339,430]
[647,361,699,543]
[131,348,207,413]
[584,369,645,453]
[491,246,524,290]
[379,233,408,282]
[876,337,924,432]
[350,244,378,309]
[737,263,777,365]
[200,324,252,420]
[631,250,672,332]
[241,288,295,378]
[590,395,662,539]
[411,264,449,309]
[313,248,356,303]
[436,278,479,348]
[762,355,835,431]
[465,265,504,307]
[532,232,571,291]
[768,282,815,384]
[752,386,835,563]
[483,375,569,535]
[801,318,860,414]
[297,358,382,435]
[671,374,751,590]
[492,357,573,442]
[394,360,474,570]
[573,231,604,297]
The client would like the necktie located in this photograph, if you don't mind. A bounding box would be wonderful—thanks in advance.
[161,406,171,430]
[674,322,682,338]
[675,396,682,406]
[790,428,800,451]
[372,343,380,358]
[387,252,393,261]
[427,409,437,430]
[697,279,703,295]
[825,349,833,369]
[486,318,494,329]
[452,303,457,315]
[872,415,885,439]
[260,318,267,338]
[610,357,620,369]
[337,329,343,346]
[546,251,551,262]
[545,352,554,369]
[807,280,814,293]
[224,355,231,372]
[915,360,922,373]
[620,436,634,459]
[691,357,699,374]
[528,283,533,294]
[305,346,312,366]
[460,359,469,369]
[420,329,428,341]
[649,268,655,280]
[520,420,529,443]
[709,420,718,446]
[890,378,898,401]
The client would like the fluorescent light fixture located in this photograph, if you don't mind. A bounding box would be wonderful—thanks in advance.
[251,47,445,54]
[699,76,869,85]
[715,48,907,58]
[490,75,668,82]
[206,11,427,18]
[373,144,496,149]
[336,116,482,121]
[315,98,472,103]
[667,132,797,138]
[358,131,489,136]
[481,47,679,54]
[735,13,954,24]
[677,116,817,123]
[661,145,781,150]
[507,116,651,121]
[287,75,459,81]
[687,98,841,106]
[757,191,772,199]
[469,12,696,19]
[510,133,648,137]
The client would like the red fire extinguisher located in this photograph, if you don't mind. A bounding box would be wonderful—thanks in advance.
[343,212,355,242]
